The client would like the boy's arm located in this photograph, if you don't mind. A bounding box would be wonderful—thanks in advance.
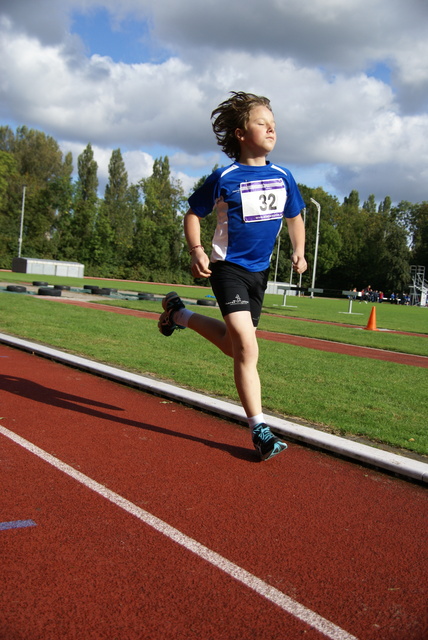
[184,209,212,279]
[286,213,307,274]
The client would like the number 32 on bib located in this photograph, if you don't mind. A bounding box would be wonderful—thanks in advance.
[240,179,286,223]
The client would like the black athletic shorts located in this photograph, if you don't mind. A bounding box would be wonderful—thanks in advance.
[209,261,269,327]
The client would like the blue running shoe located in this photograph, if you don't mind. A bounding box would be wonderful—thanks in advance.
[158,291,186,337]
[252,424,287,461]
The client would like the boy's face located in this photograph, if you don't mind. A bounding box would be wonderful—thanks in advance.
[236,105,277,160]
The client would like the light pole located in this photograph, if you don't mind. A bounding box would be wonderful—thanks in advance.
[310,198,321,298]
[18,185,26,258]
[273,233,280,284]
[299,207,306,290]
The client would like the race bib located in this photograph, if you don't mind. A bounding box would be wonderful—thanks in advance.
[240,178,286,223]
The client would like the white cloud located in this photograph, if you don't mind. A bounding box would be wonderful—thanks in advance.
[122,150,154,184]
[0,0,68,44]
[169,152,219,172]
[0,21,209,148]
[0,0,427,204]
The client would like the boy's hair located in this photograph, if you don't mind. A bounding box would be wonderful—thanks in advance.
[211,91,272,161]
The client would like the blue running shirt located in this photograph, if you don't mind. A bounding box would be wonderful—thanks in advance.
[188,161,305,272]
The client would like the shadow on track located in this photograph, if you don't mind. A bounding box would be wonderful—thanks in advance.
[0,374,256,463]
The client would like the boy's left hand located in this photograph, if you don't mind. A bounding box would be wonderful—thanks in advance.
[291,254,307,274]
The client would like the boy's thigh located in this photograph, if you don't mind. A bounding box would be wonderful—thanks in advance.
[224,311,257,350]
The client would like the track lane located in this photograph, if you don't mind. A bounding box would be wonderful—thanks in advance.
[1,344,427,640]
[1,428,360,640]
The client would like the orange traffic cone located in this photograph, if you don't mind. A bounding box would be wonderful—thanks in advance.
[364,306,378,331]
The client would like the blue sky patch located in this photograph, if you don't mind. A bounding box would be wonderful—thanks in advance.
[71,7,169,64]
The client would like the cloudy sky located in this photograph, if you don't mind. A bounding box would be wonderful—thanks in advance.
[1,0,427,204]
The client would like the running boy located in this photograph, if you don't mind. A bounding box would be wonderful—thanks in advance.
[159,91,307,461]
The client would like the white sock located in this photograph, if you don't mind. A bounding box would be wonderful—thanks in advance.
[173,307,194,328]
[248,413,265,431]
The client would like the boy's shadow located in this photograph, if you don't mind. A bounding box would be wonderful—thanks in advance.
[0,374,257,462]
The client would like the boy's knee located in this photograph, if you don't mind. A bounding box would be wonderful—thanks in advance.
[232,337,258,361]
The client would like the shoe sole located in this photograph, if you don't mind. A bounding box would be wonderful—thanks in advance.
[158,311,175,336]
[162,291,180,312]
[159,293,185,336]
[260,441,288,461]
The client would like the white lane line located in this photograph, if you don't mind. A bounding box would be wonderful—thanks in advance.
[0,425,359,640]
[0,519,36,531]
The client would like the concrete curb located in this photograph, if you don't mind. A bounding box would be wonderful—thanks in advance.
[1,332,427,485]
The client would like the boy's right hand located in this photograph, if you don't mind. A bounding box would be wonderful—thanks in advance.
[191,248,212,279]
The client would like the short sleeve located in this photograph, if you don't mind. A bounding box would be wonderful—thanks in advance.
[188,169,222,218]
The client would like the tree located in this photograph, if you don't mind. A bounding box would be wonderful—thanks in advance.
[89,203,114,271]
[1,125,65,183]
[0,126,74,262]
[325,193,412,292]
[50,152,75,259]
[327,190,369,288]
[378,196,392,215]
[363,194,377,214]
[0,150,17,209]
[101,149,132,271]
[0,150,18,266]
[362,208,410,293]
[380,218,411,292]
[72,144,99,264]
[132,157,186,280]
[409,202,428,269]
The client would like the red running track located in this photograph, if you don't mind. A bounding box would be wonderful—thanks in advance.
[1,343,427,640]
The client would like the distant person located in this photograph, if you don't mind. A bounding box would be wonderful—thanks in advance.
[158,91,307,461]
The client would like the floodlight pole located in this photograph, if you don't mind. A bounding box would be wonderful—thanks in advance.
[299,207,306,290]
[18,185,26,258]
[310,198,321,298]
[273,234,280,284]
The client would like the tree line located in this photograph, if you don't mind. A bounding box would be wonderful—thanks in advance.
[0,125,427,293]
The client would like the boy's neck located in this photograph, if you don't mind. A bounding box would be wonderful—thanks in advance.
[238,153,269,167]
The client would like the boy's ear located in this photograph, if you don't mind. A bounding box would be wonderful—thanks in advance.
[235,128,244,141]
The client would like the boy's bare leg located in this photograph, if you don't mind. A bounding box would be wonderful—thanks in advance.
[166,296,262,419]
[224,311,262,418]
[188,310,261,417]
[167,299,286,458]
[187,313,233,357]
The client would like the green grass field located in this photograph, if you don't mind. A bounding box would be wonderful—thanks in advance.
[1,272,427,457]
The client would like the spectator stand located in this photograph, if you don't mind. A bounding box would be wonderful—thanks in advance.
[410,265,427,307]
